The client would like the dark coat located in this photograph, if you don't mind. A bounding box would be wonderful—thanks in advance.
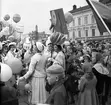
[92,67,106,95]
[1,84,18,105]
[46,80,67,105]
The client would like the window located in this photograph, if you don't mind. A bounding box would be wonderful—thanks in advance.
[73,31,75,39]
[73,19,75,26]
[85,30,88,37]
[92,29,95,36]
[91,15,95,23]
[78,17,81,25]
[84,16,88,24]
[78,30,81,37]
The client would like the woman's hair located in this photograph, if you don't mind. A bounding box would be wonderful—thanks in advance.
[95,53,103,63]
[86,71,94,80]
[8,45,15,51]
[56,45,62,51]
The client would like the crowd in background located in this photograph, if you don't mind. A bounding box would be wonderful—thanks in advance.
[0,37,111,105]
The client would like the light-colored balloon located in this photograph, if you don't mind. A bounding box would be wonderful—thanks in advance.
[18,81,26,90]
[23,42,32,50]
[13,14,21,23]
[64,41,70,46]
[65,12,73,24]
[1,63,12,82]
[4,14,10,21]
[25,83,31,91]
[5,57,23,74]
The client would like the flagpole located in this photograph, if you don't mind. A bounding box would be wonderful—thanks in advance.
[86,0,111,35]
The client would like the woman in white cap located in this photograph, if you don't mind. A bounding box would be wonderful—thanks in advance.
[4,42,16,61]
[19,41,47,105]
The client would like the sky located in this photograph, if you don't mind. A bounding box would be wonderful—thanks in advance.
[1,0,88,34]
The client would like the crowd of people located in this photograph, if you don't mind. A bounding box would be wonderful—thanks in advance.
[0,34,111,105]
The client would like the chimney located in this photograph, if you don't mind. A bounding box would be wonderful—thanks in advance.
[35,25,38,32]
[73,5,77,10]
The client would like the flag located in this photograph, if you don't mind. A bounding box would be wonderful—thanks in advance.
[50,8,68,34]
[86,0,111,35]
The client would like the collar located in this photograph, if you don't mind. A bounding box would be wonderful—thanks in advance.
[50,79,64,93]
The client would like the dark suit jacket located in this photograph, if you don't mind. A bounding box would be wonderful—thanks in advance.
[46,80,67,105]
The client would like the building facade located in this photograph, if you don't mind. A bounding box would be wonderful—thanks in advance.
[68,2,111,41]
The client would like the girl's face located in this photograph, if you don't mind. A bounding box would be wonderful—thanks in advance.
[47,73,57,85]
[54,45,58,52]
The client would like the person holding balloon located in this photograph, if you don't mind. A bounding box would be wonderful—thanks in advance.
[19,42,47,105]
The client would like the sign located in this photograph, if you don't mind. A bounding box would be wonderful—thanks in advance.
[50,8,68,34]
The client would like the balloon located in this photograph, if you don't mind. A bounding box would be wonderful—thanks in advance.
[24,51,33,64]
[5,58,23,74]
[1,63,12,82]
[18,81,26,90]
[23,42,32,50]
[13,14,21,23]
[65,12,73,24]
[4,14,10,21]
[8,36,15,42]
[64,41,70,46]
[25,83,31,91]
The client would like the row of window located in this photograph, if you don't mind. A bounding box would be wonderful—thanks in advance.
[73,28,95,38]
[72,15,95,26]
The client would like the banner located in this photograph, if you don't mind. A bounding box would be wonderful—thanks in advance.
[50,8,68,34]
[86,0,111,35]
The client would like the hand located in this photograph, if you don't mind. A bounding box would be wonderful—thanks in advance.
[18,77,25,82]
[48,58,54,62]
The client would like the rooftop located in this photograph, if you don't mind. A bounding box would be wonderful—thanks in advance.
[69,5,90,13]
[69,2,111,14]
